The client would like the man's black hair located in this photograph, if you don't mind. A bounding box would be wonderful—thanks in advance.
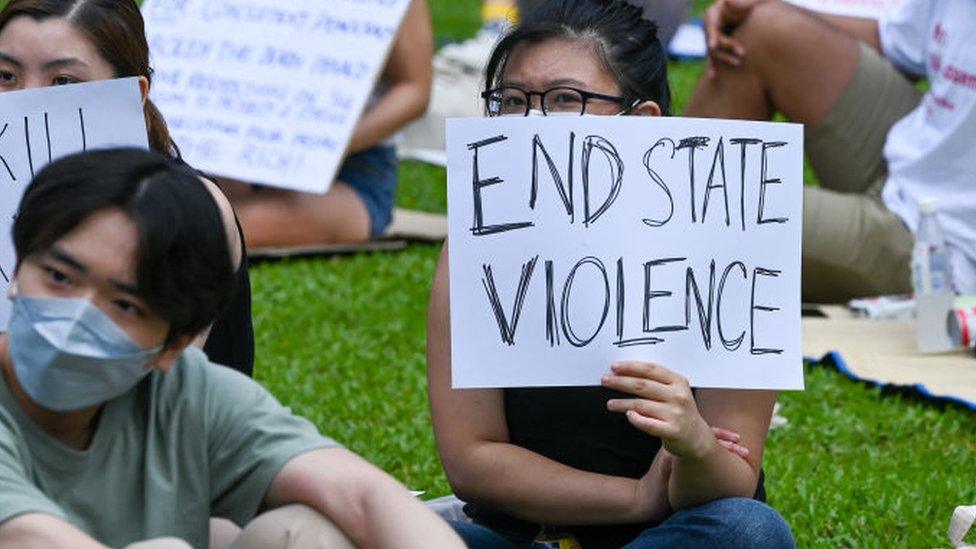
[13,148,235,344]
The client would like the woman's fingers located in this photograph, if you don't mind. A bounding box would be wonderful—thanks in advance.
[624,409,670,436]
[717,439,750,459]
[609,361,681,384]
[602,373,671,401]
[607,398,667,419]
[712,427,750,459]
[711,426,741,443]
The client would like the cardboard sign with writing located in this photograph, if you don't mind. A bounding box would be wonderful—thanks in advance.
[784,0,901,19]
[142,0,411,194]
[447,116,804,390]
[0,78,149,325]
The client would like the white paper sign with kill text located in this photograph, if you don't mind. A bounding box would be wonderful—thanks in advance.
[142,0,411,194]
[0,78,149,325]
[447,116,804,390]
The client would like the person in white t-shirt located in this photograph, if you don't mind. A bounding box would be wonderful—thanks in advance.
[685,0,976,302]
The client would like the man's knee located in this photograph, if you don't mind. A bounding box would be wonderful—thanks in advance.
[231,504,354,549]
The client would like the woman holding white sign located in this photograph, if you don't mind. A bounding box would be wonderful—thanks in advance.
[0,0,255,376]
[427,1,794,547]
[218,0,434,249]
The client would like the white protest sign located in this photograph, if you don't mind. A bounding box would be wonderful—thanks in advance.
[0,78,149,326]
[784,0,902,19]
[447,117,804,390]
[142,0,411,194]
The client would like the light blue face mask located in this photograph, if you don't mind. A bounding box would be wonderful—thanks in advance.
[8,295,163,411]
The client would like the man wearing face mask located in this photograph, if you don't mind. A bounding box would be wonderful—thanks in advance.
[0,149,463,549]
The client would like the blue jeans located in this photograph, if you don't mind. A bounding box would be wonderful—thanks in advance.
[337,145,398,237]
[450,498,795,548]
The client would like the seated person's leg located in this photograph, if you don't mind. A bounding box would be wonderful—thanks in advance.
[803,186,913,302]
[230,183,372,249]
[802,44,920,302]
[223,146,398,249]
[229,504,354,549]
[621,497,795,549]
[686,2,863,126]
[804,42,921,199]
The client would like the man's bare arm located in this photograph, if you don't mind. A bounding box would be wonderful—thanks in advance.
[0,514,106,549]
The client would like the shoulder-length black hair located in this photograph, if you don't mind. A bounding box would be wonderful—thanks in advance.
[13,148,234,344]
[485,0,671,114]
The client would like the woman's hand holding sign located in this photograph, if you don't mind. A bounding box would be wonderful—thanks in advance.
[605,361,768,512]
[604,362,716,459]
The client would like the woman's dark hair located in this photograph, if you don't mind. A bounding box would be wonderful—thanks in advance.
[485,0,671,115]
[0,0,178,157]
[13,148,234,344]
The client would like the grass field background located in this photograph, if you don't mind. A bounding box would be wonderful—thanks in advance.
[7,0,971,545]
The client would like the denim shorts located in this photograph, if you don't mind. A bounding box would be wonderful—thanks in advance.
[338,145,398,237]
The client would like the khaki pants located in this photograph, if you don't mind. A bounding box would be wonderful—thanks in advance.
[803,43,922,302]
[127,505,354,549]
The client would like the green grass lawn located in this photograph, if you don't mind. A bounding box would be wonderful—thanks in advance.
[246,1,976,546]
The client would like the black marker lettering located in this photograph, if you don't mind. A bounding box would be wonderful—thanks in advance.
[676,137,709,223]
[614,257,664,347]
[702,138,730,226]
[24,117,34,178]
[545,259,560,347]
[750,267,784,355]
[729,138,762,231]
[0,124,16,181]
[468,135,533,236]
[481,255,539,345]
[581,135,623,227]
[561,256,610,347]
[642,138,675,228]
[78,108,87,150]
[44,112,52,162]
[717,261,747,351]
[643,257,688,333]
[758,141,788,225]
[685,260,716,350]
[531,132,575,222]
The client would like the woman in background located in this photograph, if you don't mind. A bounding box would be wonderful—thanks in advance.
[0,0,254,375]
[220,0,434,249]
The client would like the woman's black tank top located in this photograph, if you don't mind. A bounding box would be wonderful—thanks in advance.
[464,386,766,548]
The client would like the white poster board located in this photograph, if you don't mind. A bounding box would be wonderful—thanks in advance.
[784,0,902,19]
[447,117,804,390]
[0,78,149,325]
[142,0,411,194]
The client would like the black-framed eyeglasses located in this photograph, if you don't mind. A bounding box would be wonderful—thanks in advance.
[481,86,636,117]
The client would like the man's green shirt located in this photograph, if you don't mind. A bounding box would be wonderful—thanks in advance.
[0,347,335,547]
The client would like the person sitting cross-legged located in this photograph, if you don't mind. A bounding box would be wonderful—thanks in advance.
[686,0,976,302]
[0,148,464,549]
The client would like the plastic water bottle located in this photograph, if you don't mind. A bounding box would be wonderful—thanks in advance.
[912,197,956,352]
[911,198,954,295]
